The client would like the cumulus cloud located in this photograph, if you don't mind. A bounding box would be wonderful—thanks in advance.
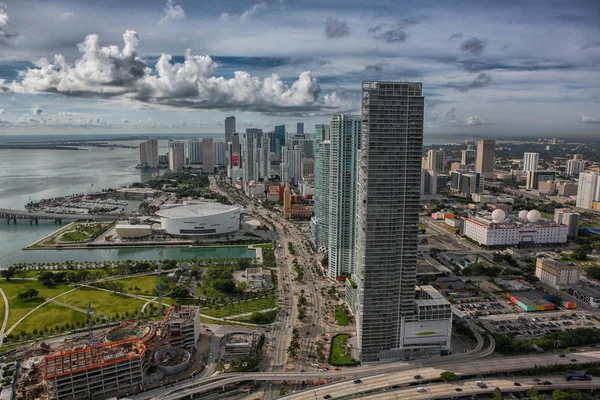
[580,115,600,124]
[451,73,492,93]
[465,116,488,126]
[449,32,463,41]
[121,117,129,124]
[325,17,350,39]
[427,107,457,127]
[159,0,186,25]
[58,111,78,116]
[11,115,111,128]
[0,108,6,114]
[31,106,42,115]
[222,2,267,22]
[0,3,17,46]
[9,31,329,114]
[369,19,418,44]
[460,37,487,56]
[0,117,10,126]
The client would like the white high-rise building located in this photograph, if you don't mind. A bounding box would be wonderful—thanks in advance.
[523,152,539,172]
[327,114,361,279]
[188,139,203,164]
[139,138,159,168]
[281,145,302,184]
[576,172,600,210]
[202,138,214,173]
[311,140,331,249]
[241,130,260,183]
[567,159,585,176]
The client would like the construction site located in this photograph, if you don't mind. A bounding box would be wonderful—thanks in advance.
[13,305,202,400]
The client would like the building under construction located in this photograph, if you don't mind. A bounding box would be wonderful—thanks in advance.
[24,305,201,400]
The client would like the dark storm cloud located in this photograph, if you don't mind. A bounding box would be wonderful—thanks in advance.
[450,73,492,93]
[325,16,350,38]
[460,37,486,56]
[364,62,387,72]
[448,32,463,41]
[582,41,600,50]
[368,19,418,44]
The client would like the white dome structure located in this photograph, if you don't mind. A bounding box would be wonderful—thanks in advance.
[491,209,506,223]
[527,210,542,223]
[518,210,529,220]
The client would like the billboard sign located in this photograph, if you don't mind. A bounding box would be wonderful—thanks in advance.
[231,154,240,167]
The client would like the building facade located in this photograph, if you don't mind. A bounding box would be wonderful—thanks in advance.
[214,141,226,167]
[296,122,304,136]
[450,170,482,196]
[523,152,539,172]
[350,81,424,363]
[576,172,600,209]
[188,139,203,164]
[526,170,556,190]
[225,116,235,145]
[427,149,445,173]
[311,140,331,250]
[535,258,580,290]
[274,125,286,156]
[315,124,330,143]
[202,138,214,173]
[139,138,159,168]
[475,139,495,177]
[241,130,259,183]
[461,149,476,168]
[168,147,184,172]
[328,114,361,279]
[463,218,568,247]
[554,208,580,238]
[567,159,585,176]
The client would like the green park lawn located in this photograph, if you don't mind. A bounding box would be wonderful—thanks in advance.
[59,287,147,321]
[111,275,158,296]
[0,279,73,329]
[329,334,360,366]
[335,305,350,326]
[202,296,277,318]
[13,303,87,336]
[59,231,89,242]
[252,243,274,249]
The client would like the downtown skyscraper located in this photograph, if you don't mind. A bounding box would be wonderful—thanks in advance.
[351,81,424,362]
[327,114,360,279]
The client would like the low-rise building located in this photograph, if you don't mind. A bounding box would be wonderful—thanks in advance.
[569,285,600,308]
[506,292,555,312]
[554,208,580,238]
[434,277,476,297]
[535,258,581,290]
[246,267,266,289]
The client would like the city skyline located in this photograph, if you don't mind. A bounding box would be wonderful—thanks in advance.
[0,0,598,136]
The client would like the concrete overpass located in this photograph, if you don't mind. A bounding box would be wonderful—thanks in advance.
[0,208,120,223]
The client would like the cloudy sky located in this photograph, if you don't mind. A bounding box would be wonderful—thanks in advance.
[0,0,599,137]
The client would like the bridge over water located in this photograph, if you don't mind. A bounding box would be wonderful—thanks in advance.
[0,208,120,223]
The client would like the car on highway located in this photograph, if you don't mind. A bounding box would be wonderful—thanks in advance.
[455,388,463,392]
[414,375,422,380]
[533,378,541,382]
[416,387,427,393]
[540,381,552,385]
[354,379,362,384]
[323,395,331,399]
[571,358,577,362]
[333,367,341,370]
[513,382,521,386]
[559,354,566,357]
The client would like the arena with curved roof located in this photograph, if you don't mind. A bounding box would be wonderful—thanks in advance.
[156,202,241,236]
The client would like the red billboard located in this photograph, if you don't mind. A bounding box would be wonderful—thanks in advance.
[231,154,240,167]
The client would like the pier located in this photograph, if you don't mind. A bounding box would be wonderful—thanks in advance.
[0,208,120,224]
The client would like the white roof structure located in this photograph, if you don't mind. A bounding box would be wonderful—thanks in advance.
[156,203,240,219]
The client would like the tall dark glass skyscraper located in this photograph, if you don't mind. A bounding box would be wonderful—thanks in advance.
[351,81,424,362]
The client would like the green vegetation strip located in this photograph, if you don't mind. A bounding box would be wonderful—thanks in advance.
[329,334,360,366]
[202,296,277,318]
[334,305,350,326]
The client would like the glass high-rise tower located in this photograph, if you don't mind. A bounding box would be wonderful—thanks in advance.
[351,81,424,363]
[328,114,361,278]
[311,140,331,249]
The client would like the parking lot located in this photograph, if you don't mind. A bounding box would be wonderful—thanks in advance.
[452,299,515,317]
[483,314,600,339]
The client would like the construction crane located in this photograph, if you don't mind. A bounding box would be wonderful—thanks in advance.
[87,302,94,346]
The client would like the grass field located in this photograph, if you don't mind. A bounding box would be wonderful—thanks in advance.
[17,268,115,279]
[0,279,73,328]
[334,305,350,326]
[109,275,158,295]
[59,288,147,320]
[252,243,274,249]
[329,334,359,366]
[14,303,87,336]
[202,296,277,318]
[60,231,88,242]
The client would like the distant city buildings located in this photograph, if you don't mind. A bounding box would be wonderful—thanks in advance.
[139,138,159,168]
[188,138,203,164]
[214,141,226,167]
[225,116,235,145]
[315,124,330,143]
[296,122,304,136]
[168,146,184,172]
[554,208,580,238]
[567,158,586,177]
[461,149,476,168]
[427,149,445,173]
[450,170,482,196]
[475,139,495,177]
[202,138,214,173]
[522,152,539,172]
[576,171,600,210]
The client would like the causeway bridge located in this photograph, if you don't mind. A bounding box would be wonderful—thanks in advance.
[0,208,120,224]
